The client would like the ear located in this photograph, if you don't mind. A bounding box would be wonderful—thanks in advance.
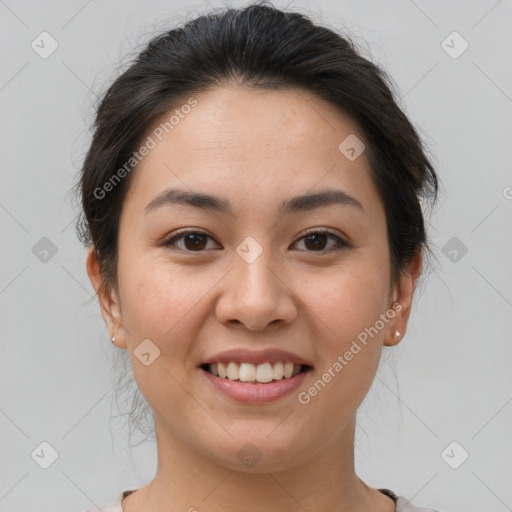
[86,245,127,348]
[383,250,422,347]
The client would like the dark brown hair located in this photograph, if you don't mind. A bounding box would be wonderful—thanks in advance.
[75,1,439,441]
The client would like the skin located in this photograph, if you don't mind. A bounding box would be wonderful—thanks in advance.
[87,85,421,512]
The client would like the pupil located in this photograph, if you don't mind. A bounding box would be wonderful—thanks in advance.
[185,234,206,250]
[305,233,326,250]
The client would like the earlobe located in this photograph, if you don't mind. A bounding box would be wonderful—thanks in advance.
[383,302,403,346]
[384,324,402,347]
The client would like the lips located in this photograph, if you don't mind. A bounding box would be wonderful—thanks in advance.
[198,348,313,402]
[200,363,312,403]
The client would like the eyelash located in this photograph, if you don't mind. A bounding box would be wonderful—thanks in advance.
[162,228,349,254]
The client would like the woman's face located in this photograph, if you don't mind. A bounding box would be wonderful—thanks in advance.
[89,85,418,472]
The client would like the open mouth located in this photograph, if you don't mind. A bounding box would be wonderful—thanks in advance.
[200,361,313,384]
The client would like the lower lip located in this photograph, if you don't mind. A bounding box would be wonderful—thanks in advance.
[200,367,311,404]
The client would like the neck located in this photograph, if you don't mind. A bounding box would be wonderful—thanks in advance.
[125,415,394,512]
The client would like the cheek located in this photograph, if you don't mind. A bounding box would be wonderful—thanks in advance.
[303,253,390,345]
[116,253,225,376]
[117,237,197,323]
[116,259,203,411]
[297,251,390,406]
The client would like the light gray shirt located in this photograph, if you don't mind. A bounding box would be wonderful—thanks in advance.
[87,489,444,512]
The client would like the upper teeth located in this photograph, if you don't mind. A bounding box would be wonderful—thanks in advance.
[208,361,302,383]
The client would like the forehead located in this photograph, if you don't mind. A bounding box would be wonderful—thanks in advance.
[123,85,383,220]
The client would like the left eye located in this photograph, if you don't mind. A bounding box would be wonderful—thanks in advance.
[163,230,347,253]
[292,231,347,252]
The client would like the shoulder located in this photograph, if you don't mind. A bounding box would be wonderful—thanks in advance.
[380,488,444,512]
[83,490,137,512]
[83,490,445,512]
[395,495,445,512]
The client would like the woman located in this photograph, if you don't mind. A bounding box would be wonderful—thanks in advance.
[77,3,442,511]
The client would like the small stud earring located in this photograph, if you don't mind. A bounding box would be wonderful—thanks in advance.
[394,329,401,339]
[111,335,116,344]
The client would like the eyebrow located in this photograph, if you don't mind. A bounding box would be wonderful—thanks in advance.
[144,187,364,216]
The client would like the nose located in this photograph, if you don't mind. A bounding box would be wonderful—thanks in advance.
[215,246,298,331]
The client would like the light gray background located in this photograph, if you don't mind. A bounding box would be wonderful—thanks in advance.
[1,1,511,511]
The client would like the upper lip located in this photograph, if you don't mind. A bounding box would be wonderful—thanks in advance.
[201,348,313,367]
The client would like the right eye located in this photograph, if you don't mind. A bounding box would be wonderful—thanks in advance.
[162,230,221,252]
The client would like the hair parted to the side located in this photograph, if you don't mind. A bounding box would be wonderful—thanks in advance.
[74,0,440,445]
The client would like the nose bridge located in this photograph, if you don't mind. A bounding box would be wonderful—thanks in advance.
[234,235,281,302]
[215,234,297,330]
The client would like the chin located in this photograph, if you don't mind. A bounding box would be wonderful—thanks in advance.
[200,429,313,473]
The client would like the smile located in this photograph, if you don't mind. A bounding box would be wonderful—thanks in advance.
[202,361,307,383]
[199,363,312,404]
